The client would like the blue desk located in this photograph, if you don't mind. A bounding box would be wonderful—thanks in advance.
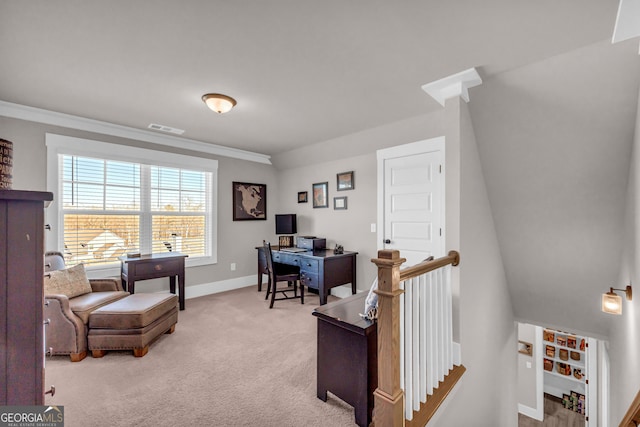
[256,247,357,305]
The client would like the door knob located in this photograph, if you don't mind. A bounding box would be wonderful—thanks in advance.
[384,239,391,244]
[45,386,55,396]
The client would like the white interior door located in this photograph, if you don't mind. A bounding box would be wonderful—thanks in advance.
[377,137,445,266]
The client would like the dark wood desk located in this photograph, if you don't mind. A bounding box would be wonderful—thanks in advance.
[313,293,378,427]
[120,252,187,310]
[256,246,357,305]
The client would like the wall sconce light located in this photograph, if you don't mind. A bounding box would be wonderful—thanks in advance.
[601,285,632,315]
[202,93,237,114]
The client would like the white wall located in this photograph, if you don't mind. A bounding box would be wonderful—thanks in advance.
[608,85,640,424]
[433,97,517,426]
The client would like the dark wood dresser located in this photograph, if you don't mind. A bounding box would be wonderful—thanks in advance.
[313,292,377,427]
[0,190,53,405]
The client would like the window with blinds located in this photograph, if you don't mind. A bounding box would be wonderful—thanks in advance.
[60,154,211,267]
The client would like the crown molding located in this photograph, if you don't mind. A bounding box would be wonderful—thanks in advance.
[0,100,272,165]
[421,67,483,107]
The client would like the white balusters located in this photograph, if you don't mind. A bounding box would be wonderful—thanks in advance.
[400,264,454,420]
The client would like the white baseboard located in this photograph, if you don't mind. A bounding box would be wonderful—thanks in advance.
[330,284,356,298]
[182,275,257,299]
[518,403,543,421]
[453,342,461,366]
[152,275,256,298]
[154,275,354,301]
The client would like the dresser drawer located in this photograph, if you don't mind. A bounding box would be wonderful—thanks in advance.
[300,272,319,289]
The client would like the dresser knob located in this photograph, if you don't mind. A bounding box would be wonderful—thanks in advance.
[45,386,55,396]
[154,264,162,271]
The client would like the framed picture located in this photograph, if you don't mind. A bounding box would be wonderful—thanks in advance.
[232,182,267,220]
[337,171,354,191]
[334,196,347,210]
[312,182,328,208]
[298,191,308,203]
[517,340,532,356]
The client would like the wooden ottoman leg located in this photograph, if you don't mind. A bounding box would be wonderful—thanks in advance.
[166,325,176,334]
[133,346,149,357]
[70,351,87,362]
[92,350,107,358]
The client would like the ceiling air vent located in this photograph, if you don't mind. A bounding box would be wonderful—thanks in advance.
[148,123,185,135]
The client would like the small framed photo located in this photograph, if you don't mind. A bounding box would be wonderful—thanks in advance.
[334,196,347,210]
[232,182,266,220]
[298,191,308,203]
[518,340,532,356]
[312,182,329,208]
[337,171,354,191]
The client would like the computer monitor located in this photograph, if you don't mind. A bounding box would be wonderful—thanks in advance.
[275,214,297,235]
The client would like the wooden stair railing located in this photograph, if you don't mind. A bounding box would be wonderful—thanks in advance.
[620,389,640,427]
[371,249,464,427]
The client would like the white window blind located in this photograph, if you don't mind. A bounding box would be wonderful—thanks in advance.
[46,134,217,270]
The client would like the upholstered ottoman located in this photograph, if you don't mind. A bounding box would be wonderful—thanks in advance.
[88,293,178,358]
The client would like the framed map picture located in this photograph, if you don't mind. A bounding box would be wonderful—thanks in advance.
[233,182,267,220]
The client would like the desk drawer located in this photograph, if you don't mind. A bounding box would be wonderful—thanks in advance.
[300,258,319,274]
[132,259,182,278]
[272,252,300,266]
[301,272,319,290]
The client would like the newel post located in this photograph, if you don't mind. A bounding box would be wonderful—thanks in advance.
[371,249,406,427]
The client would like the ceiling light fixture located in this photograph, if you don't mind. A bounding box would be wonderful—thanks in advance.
[601,285,633,315]
[202,93,236,114]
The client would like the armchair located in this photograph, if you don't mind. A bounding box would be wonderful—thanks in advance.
[44,251,129,361]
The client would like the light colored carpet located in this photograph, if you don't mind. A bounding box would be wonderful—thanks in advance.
[45,286,357,426]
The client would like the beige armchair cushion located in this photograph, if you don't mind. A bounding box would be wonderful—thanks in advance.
[44,264,92,298]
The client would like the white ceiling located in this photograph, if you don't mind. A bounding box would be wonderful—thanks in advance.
[2,1,639,337]
[0,0,620,155]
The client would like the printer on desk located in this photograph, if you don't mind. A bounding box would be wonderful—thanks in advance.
[297,236,326,251]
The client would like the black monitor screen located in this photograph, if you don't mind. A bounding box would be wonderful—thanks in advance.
[275,214,297,234]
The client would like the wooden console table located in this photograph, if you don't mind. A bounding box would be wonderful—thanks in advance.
[120,252,187,310]
[313,292,377,427]
[256,246,357,305]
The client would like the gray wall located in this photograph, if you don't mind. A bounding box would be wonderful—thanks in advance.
[2,98,520,424]
[272,111,445,291]
[433,97,517,426]
[517,323,539,412]
[609,85,640,424]
[1,116,278,293]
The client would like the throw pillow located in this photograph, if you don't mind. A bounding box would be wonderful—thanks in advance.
[44,264,92,298]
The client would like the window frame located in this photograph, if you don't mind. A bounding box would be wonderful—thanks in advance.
[46,133,218,277]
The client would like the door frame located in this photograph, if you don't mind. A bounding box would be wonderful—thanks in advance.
[376,136,446,255]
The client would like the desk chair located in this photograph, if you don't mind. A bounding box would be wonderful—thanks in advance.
[263,241,303,309]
